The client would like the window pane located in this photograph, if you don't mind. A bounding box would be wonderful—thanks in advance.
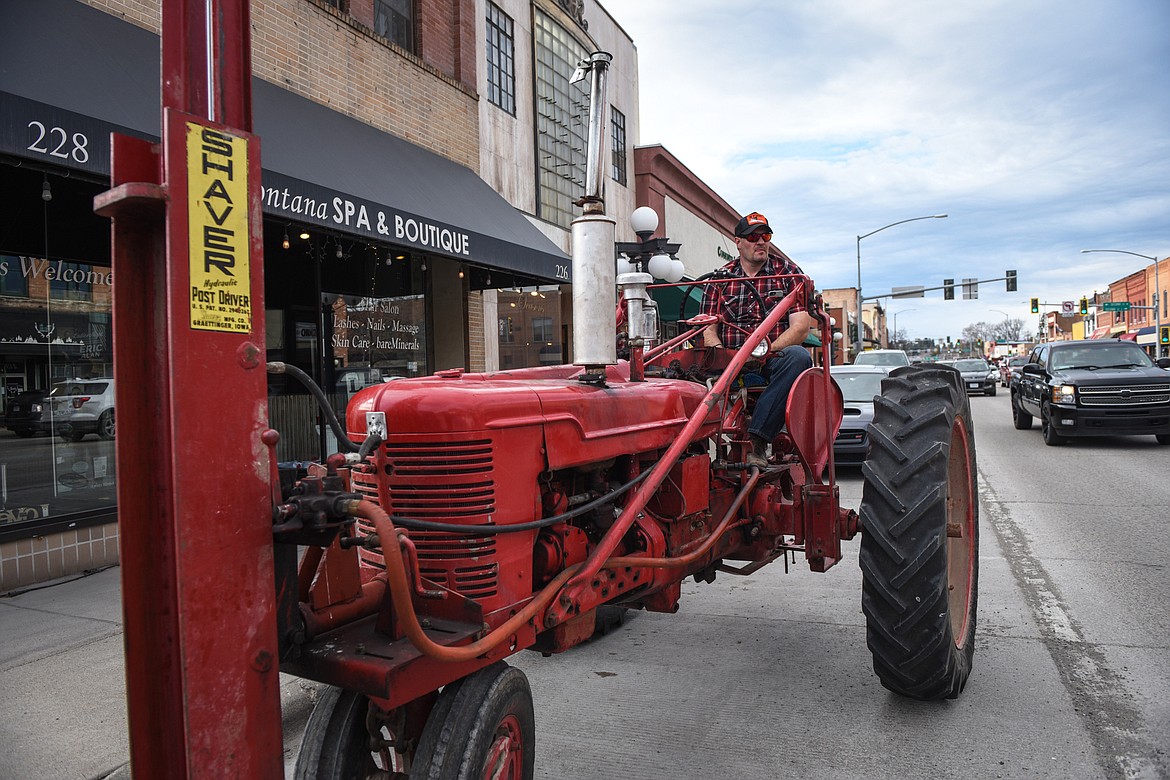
[610,107,627,185]
[485,3,516,116]
[375,0,414,52]
[534,9,589,229]
[0,256,115,528]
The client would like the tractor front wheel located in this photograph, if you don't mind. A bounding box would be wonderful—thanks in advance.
[293,686,428,779]
[412,662,535,780]
[859,365,978,700]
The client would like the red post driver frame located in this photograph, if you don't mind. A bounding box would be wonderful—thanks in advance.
[93,0,284,776]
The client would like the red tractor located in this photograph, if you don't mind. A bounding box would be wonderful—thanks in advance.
[273,276,979,777]
[271,56,979,778]
[99,8,977,774]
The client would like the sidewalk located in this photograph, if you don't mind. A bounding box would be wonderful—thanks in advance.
[0,565,321,780]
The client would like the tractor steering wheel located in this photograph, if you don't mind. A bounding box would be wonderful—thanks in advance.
[684,272,769,351]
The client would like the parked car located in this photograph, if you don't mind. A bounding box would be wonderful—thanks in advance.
[853,349,910,367]
[999,356,1028,387]
[4,389,50,437]
[953,358,997,396]
[49,378,116,441]
[831,365,891,465]
[1010,339,1170,446]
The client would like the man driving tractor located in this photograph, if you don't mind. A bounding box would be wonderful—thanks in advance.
[700,211,813,467]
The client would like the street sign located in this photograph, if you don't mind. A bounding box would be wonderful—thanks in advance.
[892,285,925,298]
[1061,300,1074,315]
[1102,301,1132,312]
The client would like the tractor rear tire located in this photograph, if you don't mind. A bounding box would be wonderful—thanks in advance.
[412,662,535,780]
[859,365,978,700]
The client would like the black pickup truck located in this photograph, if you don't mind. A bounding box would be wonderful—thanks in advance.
[1010,339,1170,446]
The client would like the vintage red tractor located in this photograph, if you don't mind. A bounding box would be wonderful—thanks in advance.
[98,6,977,772]
[272,274,978,778]
[270,56,979,778]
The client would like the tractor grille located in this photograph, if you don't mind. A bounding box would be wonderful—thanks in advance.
[1079,384,1170,407]
[351,438,499,599]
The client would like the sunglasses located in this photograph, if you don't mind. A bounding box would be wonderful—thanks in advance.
[741,232,772,243]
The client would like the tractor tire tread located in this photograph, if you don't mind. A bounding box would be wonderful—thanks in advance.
[858,364,978,701]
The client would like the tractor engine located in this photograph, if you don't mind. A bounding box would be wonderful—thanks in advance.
[340,361,794,652]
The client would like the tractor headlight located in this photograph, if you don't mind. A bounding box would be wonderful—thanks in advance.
[1052,384,1076,404]
[751,340,769,359]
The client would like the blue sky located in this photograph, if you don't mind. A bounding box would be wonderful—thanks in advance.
[600,0,1170,340]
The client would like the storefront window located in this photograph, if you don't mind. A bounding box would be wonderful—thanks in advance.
[326,292,428,386]
[497,289,562,368]
[0,255,115,529]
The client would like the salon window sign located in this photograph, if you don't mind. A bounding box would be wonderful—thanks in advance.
[262,171,471,259]
[0,91,149,176]
[327,294,426,378]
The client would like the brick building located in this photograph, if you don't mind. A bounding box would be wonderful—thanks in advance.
[0,0,640,589]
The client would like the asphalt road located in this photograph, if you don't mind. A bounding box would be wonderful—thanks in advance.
[509,391,1170,780]
[4,390,1166,779]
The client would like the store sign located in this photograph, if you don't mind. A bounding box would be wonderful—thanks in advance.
[0,90,148,177]
[262,171,471,260]
[327,294,426,379]
[186,122,252,333]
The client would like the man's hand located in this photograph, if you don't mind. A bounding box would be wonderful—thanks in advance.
[703,321,723,348]
[767,310,813,353]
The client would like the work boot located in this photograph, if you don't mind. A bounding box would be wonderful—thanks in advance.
[746,434,769,469]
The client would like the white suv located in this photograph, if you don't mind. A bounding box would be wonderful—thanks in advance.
[50,378,116,441]
[853,349,911,367]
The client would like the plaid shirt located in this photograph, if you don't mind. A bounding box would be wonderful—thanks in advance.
[699,254,806,349]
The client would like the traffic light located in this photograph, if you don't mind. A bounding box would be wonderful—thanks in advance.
[1005,270,1017,292]
[1161,325,1170,345]
[943,279,954,300]
[1030,297,1039,313]
[1078,297,1088,315]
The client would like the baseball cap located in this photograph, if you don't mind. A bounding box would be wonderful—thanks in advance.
[734,211,772,238]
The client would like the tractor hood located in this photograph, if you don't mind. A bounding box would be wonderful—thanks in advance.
[347,365,719,471]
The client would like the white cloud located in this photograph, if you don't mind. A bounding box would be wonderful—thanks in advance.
[601,0,1170,338]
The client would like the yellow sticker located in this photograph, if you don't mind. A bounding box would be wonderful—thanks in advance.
[187,122,251,333]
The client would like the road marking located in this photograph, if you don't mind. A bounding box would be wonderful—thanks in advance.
[979,471,1165,780]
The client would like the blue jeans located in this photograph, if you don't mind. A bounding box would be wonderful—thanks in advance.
[747,346,813,442]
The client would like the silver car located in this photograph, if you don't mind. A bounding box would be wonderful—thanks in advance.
[953,359,997,396]
[832,365,892,464]
[50,378,116,441]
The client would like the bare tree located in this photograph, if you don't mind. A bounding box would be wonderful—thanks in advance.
[993,317,1029,341]
[964,318,1029,343]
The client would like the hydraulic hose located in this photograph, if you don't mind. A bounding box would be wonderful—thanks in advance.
[340,467,759,662]
[267,361,360,453]
[349,498,581,663]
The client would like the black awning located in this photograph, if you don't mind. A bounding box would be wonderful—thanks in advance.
[1,0,570,283]
[253,81,569,282]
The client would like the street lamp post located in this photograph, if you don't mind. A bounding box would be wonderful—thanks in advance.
[892,308,916,349]
[1081,249,1163,359]
[856,214,947,358]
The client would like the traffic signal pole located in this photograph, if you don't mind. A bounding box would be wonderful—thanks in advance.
[93,0,284,776]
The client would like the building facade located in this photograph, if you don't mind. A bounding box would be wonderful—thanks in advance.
[2,0,638,589]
